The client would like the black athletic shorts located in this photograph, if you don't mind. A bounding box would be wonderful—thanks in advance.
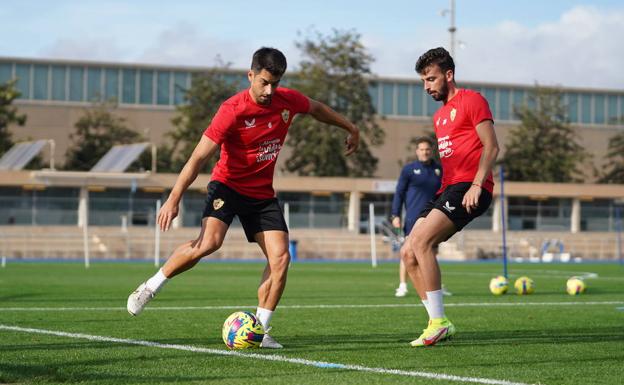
[418,182,492,231]
[202,181,288,242]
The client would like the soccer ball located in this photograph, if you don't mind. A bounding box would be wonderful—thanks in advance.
[566,276,587,295]
[489,275,508,295]
[514,276,534,295]
[222,311,265,349]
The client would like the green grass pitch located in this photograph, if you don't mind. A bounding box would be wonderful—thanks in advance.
[1,261,623,385]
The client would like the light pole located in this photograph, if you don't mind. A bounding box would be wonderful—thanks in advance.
[441,0,457,58]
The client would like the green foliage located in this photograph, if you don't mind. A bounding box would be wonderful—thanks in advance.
[159,68,237,173]
[598,128,624,183]
[500,86,590,182]
[0,80,27,154]
[64,101,145,171]
[285,29,384,177]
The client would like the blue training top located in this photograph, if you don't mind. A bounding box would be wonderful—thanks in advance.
[391,160,442,234]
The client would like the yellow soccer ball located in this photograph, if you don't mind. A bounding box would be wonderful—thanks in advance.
[566,276,587,295]
[514,276,534,295]
[489,275,508,295]
[222,311,265,349]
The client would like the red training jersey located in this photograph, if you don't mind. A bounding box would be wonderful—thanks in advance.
[204,87,310,199]
[433,88,494,193]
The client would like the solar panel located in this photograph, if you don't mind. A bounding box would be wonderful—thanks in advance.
[90,143,150,172]
[0,140,48,170]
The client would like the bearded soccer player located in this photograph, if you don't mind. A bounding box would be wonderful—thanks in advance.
[127,47,360,349]
[405,47,499,347]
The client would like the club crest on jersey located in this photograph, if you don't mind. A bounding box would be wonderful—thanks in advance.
[244,118,256,128]
[281,109,290,123]
[213,199,224,210]
[450,108,457,122]
[413,169,421,175]
[435,168,441,176]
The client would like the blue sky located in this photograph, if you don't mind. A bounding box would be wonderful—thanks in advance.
[1,0,623,89]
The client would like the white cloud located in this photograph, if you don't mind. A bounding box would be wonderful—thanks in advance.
[456,6,624,89]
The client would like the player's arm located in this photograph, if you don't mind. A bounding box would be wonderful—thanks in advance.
[158,135,219,231]
[462,119,499,213]
[391,167,409,228]
[307,99,359,156]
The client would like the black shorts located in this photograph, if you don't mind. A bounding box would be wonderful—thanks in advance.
[202,181,288,242]
[418,182,492,231]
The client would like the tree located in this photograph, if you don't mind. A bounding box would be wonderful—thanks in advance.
[0,80,26,155]
[598,127,624,183]
[284,29,384,177]
[64,101,145,171]
[499,86,589,182]
[159,67,237,173]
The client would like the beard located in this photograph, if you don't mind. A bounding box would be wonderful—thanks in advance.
[431,82,449,101]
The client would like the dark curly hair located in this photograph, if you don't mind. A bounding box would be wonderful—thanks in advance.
[415,47,455,75]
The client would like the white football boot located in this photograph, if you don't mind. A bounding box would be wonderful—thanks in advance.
[260,327,283,349]
[127,282,155,316]
[395,284,408,297]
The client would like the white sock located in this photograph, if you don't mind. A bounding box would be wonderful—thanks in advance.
[426,289,446,319]
[145,268,169,293]
[398,282,407,290]
[421,299,433,319]
[256,307,273,330]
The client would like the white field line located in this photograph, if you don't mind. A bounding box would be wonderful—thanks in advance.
[0,324,536,385]
[1,301,622,312]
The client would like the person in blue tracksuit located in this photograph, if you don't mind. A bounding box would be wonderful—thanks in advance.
[391,137,441,297]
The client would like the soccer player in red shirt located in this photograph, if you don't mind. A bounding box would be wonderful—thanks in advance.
[127,47,360,348]
[405,47,499,347]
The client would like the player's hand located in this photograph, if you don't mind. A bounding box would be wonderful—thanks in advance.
[157,199,179,231]
[391,216,401,229]
[345,128,359,156]
[462,185,481,214]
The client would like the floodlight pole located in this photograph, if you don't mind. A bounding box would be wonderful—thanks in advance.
[154,200,161,267]
[48,140,55,171]
[500,165,508,278]
[151,144,157,173]
[616,206,623,265]
[369,203,378,268]
[441,0,457,58]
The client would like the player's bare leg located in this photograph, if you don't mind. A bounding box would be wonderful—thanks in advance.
[405,210,457,346]
[127,217,228,316]
[254,230,290,348]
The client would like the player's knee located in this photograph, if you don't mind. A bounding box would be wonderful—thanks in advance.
[409,236,433,257]
[274,250,290,271]
[400,246,416,265]
[195,234,224,258]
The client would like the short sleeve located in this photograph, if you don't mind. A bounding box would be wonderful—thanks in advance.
[203,104,236,145]
[468,92,494,127]
[283,88,310,114]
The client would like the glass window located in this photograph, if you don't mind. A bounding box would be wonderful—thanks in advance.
[580,199,615,232]
[581,94,591,124]
[104,68,119,101]
[566,93,578,123]
[33,64,49,100]
[156,71,170,105]
[594,94,605,124]
[411,84,423,116]
[425,94,440,116]
[86,67,102,101]
[381,83,394,115]
[68,66,84,102]
[508,197,571,231]
[139,69,154,104]
[511,89,525,118]
[51,65,66,101]
[607,95,618,124]
[173,71,188,105]
[368,82,379,114]
[15,64,31,99]
[482,87,496,117]
[122,68,137,104]
[0,63,12,83]
[397,83,408,115]
[498,89,511,120]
